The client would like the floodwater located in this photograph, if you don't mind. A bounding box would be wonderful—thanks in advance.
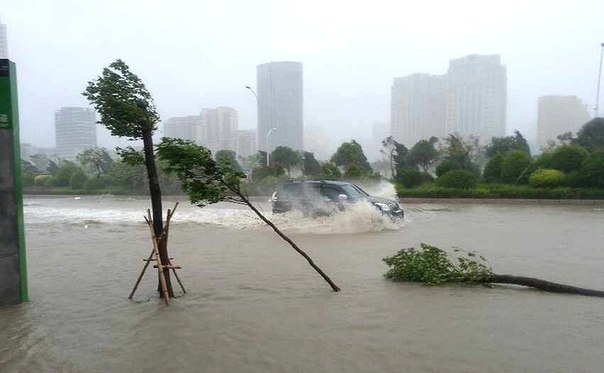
[1,194,604,373]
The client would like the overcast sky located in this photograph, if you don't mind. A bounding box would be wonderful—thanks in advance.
[2,0,604,153]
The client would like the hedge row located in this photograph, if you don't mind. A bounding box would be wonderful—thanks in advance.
[395,183,604,200]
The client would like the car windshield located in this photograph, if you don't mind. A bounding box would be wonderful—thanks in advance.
[340,184,368,200]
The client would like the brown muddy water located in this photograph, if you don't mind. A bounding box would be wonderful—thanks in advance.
[1,194,604,373]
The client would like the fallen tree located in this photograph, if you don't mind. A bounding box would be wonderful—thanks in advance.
[383,243,604,297]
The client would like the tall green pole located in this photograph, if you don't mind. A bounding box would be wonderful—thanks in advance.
[0,59,28,305]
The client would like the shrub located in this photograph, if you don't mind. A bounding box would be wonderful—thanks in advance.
[547,145,589,173]
[500,150,532,184]
[69,169,89,189]
[34,174,52,187]
[578,150,604,188]
[528,169,565,188]
[435,159,461,177]
[396,167,423,188]
[54,162,80,187]
[482,153,504,183]
[436,170,477,189]
[84,176,109,191]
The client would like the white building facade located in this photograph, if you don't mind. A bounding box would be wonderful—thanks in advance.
[256,61,303,152]
[391,73,447,147]
[54,107,97,160]
[537,95,590,148]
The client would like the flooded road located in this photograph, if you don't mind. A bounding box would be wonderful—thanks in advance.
[1,195,604,372]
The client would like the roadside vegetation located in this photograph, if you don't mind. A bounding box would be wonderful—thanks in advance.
[21,115,604,200]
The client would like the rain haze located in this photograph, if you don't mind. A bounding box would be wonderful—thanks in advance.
[2,0,604,156]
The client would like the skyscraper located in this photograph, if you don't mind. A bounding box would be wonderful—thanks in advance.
[391,73,447,147]
[236,130,257,158]
[200,106,238,154]
[54,107,97,160]
[446,54,507,141]
[163,115,201,142]
[256,61,303,152]
[537,95,590,148]
[0,19,8,58]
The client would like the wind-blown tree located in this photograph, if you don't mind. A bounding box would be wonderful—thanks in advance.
[271,146,301,176]
[435,135,480,177]
[408,137,439,172]
[30,153,50,174]
[321,161,342,179]
[83,59,174,298]
[485,130,530,158]
[157,138,341,292]
[77,147,115,178]
[381,136,409,178]
[331,140,372,174]
[301,152,322,177]
[215,150,243,174]
[576,118,604,151]
[47,159,60,176]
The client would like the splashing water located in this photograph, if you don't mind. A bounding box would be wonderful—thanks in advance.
[24,195,404,234]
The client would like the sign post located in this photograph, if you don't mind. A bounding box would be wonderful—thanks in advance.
[0,59,28,305]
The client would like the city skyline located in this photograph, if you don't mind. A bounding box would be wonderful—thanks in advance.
[3,1,603,157]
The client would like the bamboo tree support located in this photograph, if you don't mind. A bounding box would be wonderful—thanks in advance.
[128,203,185,304]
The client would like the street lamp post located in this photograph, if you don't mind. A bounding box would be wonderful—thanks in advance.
[246,85,277,166]
[266,127,277,166]
[595,42,604,118]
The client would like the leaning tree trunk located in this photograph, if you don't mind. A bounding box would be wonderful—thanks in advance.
[235,191,340,292]
[485,274,604,297]
[142,129,174,298]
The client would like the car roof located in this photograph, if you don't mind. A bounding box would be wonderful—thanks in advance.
[281,180,351,186]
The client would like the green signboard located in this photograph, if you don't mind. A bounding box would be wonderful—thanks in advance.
[0,59,28,305]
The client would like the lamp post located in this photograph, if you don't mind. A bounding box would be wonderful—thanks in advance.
[595,42,604,118]
[266,127,277,166]
[246,85,277,166]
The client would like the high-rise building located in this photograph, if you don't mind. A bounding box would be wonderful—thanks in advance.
[391,73,447,147]
[163,115,200,142]
[0,19,8,58]
[446,54,507,141]
[537,95,590,148]
[304,125,331,161]
[200,107,238,154]
[54,107,97,160]
[256,61,303,152]
[236,130,257,158]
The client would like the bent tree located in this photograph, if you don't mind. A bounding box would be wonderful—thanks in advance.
[157,138,341,292]
[384,244,604,297]
[83,59,174,297]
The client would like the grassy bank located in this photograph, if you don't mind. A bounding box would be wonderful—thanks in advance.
[396,183,604,200]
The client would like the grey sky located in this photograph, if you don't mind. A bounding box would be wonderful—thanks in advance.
[2,0,604,153]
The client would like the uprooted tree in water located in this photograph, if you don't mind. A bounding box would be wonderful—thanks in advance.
[156,138,341,292]
[383,244,604,297]
[83,59,176,298]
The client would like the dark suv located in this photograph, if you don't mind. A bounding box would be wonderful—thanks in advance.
[270,180,404,219]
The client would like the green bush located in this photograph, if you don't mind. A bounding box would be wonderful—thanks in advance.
[396,183,604,200]
[396,167,423,188]
[436,170,477,189]
[84,176,110,191]
[482,153,504,183]
[528,169,565,188]
[34,174,52,187]
[54,162,80,187]
[578,150,604,188]
[500,150,532,184]
[435,159,460,177]
[69,169,89,189]
[44,176,57,187]
[547,145,589,173]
